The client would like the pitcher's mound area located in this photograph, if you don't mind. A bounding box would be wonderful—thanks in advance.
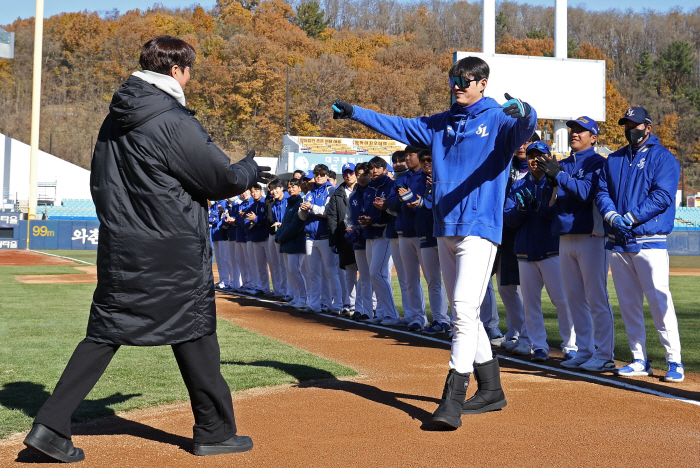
[0,250,76,266]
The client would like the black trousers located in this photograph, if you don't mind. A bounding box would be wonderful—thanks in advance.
[34,332,237,444]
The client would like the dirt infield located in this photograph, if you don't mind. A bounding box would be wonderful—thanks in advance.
[0,250,76,267]
[2,291,699,467]
[14,266,97,284]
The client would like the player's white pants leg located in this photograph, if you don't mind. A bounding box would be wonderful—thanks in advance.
[398,237,427,326]
[540,256,576,353]
[245,241,259,290]
[559,234,615,361]
[366,237,399,320]
[225,241,241,289]
[338,265,349,307]
[266,236,285,295]
[420,245,449,324]
[212,241,229,285]
[354,248,372,315]
[610,250,681,363]
[305,239,343,312]
[221,241,234,287]
[323,240,343,312]
[235,241,253,289]
[389,238,409,319]
[250,241,271,293]
[344,263,358,311]
[496,262,525,341]
[480,280,500,330]
[284,253,307,306]
[439,236,496,374]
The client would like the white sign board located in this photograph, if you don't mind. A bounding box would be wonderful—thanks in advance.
[454,52,606,122]
[0,27,14,60]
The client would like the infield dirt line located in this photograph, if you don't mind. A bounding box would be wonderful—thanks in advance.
[30,250,95,265]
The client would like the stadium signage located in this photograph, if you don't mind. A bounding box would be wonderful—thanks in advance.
[0,240,18,249]
[0,212,20,227]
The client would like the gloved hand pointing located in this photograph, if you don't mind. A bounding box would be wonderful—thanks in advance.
[502,93,531,119]
[332,101,354,119]
[242,150,273,185]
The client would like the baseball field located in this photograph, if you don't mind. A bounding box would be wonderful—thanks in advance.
[1,249,699,466]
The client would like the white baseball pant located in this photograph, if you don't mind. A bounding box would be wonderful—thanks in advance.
[496,261,526,341]
[212,241,229,286]
[284,252,307,307]
[337,264,348,306]
[398,237,427,326]
[420,245,449,324]
[250,240,271,294]
[235,241,253,290]
[354,249,373,315]
[225,240,241,289]
[366,237,399,320]
[559,234,615,361]
[389,238,409,319]
[267,236,287,296]
[610,249,681,363]
[343,263,358,310]
[305,238,343,313]
[439,236,496,374]
[518,257,576,353]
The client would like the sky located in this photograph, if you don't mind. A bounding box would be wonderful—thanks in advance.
[1,0,697,26]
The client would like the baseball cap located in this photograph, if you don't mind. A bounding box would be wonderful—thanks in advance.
[618,106,652,126]
[566,116,599,136]
[526,141,551,154]
[387,164,394,172]
[342,162,355,173]
[303,170,314,180]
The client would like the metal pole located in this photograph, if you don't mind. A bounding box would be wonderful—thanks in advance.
[27,0,44,248]
[482,0,496,54]
[286,66,290,135]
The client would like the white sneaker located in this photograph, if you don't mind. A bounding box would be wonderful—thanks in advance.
[579,357,616,372]
[560,356,589,369]
[380,317,400,326]
[501,340,518,352]
[512,343,532,355]
[394,317,411,327]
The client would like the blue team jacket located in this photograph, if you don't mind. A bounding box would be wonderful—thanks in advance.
[504,174,559,261]
[347,186,367,250]
[300,181,334,240]
[386,168,422,237]
[414,173,437,248]
[351,97,537,244]
[209,204,226,242]
[362,174,394,239]
[545,146,606,236]
[244,196,269,242]
[595,135,680,252]
[276,194,306,254]
[233,197,253,242]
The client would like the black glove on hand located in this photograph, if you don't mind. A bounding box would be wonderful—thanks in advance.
[535,154,562,185]
[332,101,354,119]
[242,150,273,185]
[502,93,531,118]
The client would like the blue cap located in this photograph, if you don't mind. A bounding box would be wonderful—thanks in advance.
[303,170,314,180]
[342,163,355,173]
[618,106,652,126]
[387,164,393,172]
[526,141,551,154]
[566,116,599,136]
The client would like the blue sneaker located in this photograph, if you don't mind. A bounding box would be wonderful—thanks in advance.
[442,322,452,334]
[664,362,685,383]
[407,322,422,332]
[487,327,505,346]
[616,359,653,377]
[531,349,549,362]
[423,320,445,335]
[563,350,577,361]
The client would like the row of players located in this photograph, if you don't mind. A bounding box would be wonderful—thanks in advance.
[209,108,684,383]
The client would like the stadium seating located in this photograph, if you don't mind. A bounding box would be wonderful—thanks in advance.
[674,206,700,228]
[43,199,98,220]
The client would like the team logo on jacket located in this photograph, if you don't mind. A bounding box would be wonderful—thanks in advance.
[476,124,490,137]
[352,199,358,206]
[577,169,584,178]
[637,158,646,169]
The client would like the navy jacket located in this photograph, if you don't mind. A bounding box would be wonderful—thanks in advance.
[276,194,306,254]
[244,196,269,242]
[362,174,394,239]
[414,173,437,248]
[386,168,422,237]
[347,185,368,250]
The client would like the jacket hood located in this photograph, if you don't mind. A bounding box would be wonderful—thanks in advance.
[109,76,183,132]
[449,97,501,119]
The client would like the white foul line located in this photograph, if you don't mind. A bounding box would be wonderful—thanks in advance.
[30,249,94,265]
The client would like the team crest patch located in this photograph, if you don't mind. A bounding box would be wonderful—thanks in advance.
[577,169,584,178]
[476,124,490,137]
[637,158,646,169]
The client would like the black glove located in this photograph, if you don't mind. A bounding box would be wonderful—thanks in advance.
[332,101,354,119]
[242,149,273,185]
[535,154,562,185]
[502,93,531,118]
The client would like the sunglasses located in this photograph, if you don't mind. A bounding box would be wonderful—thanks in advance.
[420,158,432,163]
[313,172,327,177]
[342,171,355,177]
[449,76,478,89]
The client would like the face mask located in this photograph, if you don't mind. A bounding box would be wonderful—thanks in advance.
[625,128,647,146]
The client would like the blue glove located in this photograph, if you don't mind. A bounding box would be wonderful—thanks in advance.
[515,192,527,211]
[502,93,531,118]
[332,101,354,119]
[606,212,633,230]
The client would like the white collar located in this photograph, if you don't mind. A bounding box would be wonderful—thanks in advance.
[132,70,186,106]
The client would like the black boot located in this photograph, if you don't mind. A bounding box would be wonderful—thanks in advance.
[431,369,470,429]
[462,357,507,414]
[23,424,85,463]
[193,435,254,456]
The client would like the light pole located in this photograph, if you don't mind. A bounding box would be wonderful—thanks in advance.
[27,0,44,248]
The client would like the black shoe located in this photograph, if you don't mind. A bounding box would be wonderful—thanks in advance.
[431,369,470,429]
[23,424,85,463]
[462,357,507,414]
[351,311,362,321]
[193,435,254,456]
[357,314,371,322]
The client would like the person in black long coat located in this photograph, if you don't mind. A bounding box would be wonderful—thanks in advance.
[22,36,271,463]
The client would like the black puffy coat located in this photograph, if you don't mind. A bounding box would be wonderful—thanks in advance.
[86,76,259,346]
[327,182,356,269]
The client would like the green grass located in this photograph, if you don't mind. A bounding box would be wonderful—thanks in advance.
[669,255,700,269]
[32,250,97,265]
[0,263,356,438]
[391,273,700,373]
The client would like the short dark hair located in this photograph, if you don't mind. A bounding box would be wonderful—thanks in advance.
[328,171,337,180]
[139,36,196,75]
[368,156,387,170]
[250,184,263,192]
[529,132,541,143]
[418,149,432,160]
[293,170,305,178]
[391,151,406,163]
[355,162,369,175]
[288,178,301,188]
[313,164,329,175]
[404,146,421,155]
[268,179,284,190]
[449,56,490,82]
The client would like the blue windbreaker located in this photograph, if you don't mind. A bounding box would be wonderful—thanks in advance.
[209,203,226,242]
[413,173,437,248]
[504,173,559,261]
[347,185,367,250]
[276,194,306,254]
[244,196,269,242]
[362,174,394,239]
[351,97,537,243]
[544,146,605,236]
[595,135,679,252]
[300,181,334,240]
[270,196,288,229]
[386,168,422,237]
[233,196,253,242]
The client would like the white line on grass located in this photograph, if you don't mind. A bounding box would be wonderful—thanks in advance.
[218,288,700,408]
[30,250,94,265]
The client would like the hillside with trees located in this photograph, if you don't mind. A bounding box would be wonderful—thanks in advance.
[1,1,699,193]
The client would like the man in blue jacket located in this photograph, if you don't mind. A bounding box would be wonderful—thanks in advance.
[233,190,255,294]
[595,106,684,382]
[244,185,271,296]
[332,56,536,429]
[276,179,308,309]
[504,142,576,362]
[536,116,615,373]
[210,201,229,289]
